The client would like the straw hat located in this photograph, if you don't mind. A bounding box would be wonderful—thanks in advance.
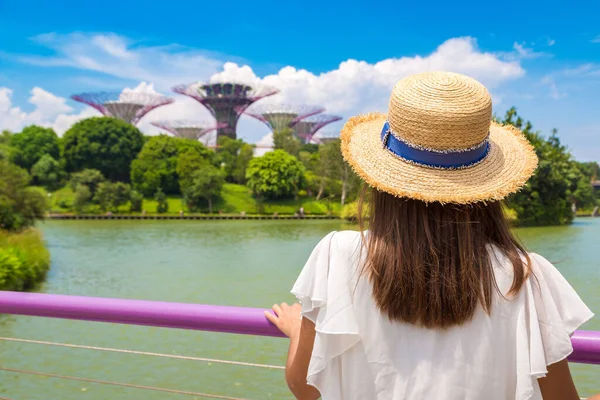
[341,71,538,204]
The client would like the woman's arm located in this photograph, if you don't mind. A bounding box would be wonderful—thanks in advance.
[265,303,321,400]
[537,359,580,400]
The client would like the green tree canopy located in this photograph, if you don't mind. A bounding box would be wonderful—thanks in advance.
[182,165,226,213]
[501,107,594,225]
[0,161,47,231]
[273,128,301,157]
[31,154,66,191]
[62,117,144,182]
[245,150,305,200]
[94,182,131,212]
[131,135,214,196]
[9,125,60,171]
[69,169,105,199]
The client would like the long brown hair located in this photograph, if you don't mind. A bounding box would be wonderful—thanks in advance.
[358,188,529,329]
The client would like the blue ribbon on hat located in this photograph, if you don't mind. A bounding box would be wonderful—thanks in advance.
[381,122,490,169]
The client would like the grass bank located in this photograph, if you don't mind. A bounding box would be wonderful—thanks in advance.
[41,183,343,216]
[0,229,50,291]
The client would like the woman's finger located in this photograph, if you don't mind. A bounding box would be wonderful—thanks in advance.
[264,311,279,325]
[280,302,289,310]
[272,303,283,317]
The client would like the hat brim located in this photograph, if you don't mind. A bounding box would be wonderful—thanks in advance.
[341,113,538,204]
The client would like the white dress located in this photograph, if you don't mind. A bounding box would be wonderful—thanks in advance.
[291,231,594,400]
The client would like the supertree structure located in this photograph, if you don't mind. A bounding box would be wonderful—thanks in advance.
[71,91,174,125]
[151,120,226,145]
[311,130,340,144]
[291,114,343,144]
[172,81,279,140]
[241,103,324,133]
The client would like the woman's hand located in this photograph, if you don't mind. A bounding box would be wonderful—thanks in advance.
[265,302,302,339]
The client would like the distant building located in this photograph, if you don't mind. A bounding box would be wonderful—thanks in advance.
[292,114,343,144]
[172,81,279,140]
[71,91,174,125]
[242,103,324,134]
[151,120,225,147]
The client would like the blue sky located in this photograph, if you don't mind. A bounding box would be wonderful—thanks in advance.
[1,0,599,161]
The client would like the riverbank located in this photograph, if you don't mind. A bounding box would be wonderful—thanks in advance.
[47,214,338,220]
[41,183,343,217]
[0,229,50,291]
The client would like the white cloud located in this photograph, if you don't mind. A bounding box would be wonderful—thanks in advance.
[591,35,600,43]
[541,76,567,100]
[511,42,548,59]
[5,35,525,143]
[548,38,556,46]
[0,87,96,133]
[19,33,225,90]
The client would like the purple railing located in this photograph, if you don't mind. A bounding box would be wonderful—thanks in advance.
[0,291,598,365]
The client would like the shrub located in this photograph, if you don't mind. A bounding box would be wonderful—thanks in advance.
[0,229,50,291]
[129,190,143,213]
[155,189,168,214]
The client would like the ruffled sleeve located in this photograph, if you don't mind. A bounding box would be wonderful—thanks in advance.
[291,231,364,397]
[516,252,594,398]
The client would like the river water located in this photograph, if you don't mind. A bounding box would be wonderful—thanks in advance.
[0,219,598,399]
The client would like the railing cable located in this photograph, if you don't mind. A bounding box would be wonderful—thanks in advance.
[0,366,248,400]
[0,336,284,370]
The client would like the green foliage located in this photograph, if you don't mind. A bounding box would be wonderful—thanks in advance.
[246,150,305,200]
[9,125,60,172]
[94,182,131,212]
[317,139,362,204]
[176,151,210,192]
[215,136,254,184]
[154,189,168,213]
[502,107,595,226]
[129,190,143,213]
[182,165,226,213]
[300,143,319,154]
[69,169,105,199]
[73,184,91,213]
[0,161,47,231]
[0,229,50,291]
[273,128,301,157]
[233,144,254,184]
[31,154,66,191]
[340,201,369,221]
[131,135,214,196]
[62,117,144,182]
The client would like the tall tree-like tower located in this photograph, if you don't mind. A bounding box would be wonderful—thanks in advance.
[292,114,343,144]
[70,91,174,125]
[172,81,279,140]
[242,103,324,133]
[151,120,226,146]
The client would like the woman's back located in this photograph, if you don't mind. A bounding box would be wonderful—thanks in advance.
[291,230,593,400]
[264,72,595,400]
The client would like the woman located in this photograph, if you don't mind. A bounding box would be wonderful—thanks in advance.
[266,72,596,400]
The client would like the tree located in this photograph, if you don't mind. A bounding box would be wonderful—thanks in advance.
[154,189,168,214]
[131,135,214,196]
[273,128,301,157]
[232,143,254,184]
[62,117,144,182]
[73,184,91,213]
[94,182,131,212]
[9,126,60,172]
[31,155,66,191]
[176,151,210,192]
[501,107,588,226]
[182,165,225,213]
[129,190,144,213]
[317,139,361,205]
[245,150,305,200]
[0,161,47,231]
[69,169,105,199]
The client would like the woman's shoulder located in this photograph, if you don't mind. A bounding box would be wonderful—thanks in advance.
[325,230,364,254]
